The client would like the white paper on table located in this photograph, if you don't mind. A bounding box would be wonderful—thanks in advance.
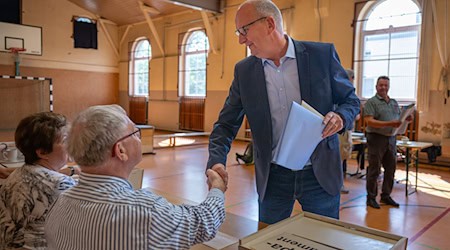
[202,231,239,249]
[392,103,415,135]
[272,101,325,170]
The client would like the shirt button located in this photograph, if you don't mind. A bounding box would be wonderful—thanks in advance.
[277,70,280,73]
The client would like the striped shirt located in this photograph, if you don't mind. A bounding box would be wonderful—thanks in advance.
[44,173,225,250]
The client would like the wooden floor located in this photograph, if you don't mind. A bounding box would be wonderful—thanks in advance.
[137,137,450,250]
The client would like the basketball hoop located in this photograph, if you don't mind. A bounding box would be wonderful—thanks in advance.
[8,47,26,54]
[8,47,26,76]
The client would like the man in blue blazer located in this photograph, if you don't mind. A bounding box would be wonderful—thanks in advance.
[207,0,360,224]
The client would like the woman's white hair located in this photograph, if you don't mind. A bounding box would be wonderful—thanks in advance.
[243,0,284,34]
[68,104,129,166]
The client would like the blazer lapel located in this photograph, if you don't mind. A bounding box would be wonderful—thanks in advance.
[252,57,272,145]
[294,41,311,104]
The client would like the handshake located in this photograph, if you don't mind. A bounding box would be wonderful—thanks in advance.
[206,164,228,193]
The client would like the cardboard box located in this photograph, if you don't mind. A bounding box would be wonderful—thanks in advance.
[239,212,407,250]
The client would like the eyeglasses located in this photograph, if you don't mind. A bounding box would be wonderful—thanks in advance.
[111,127,141,157]
[235,17,267,37]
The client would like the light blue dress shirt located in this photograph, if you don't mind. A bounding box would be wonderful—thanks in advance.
[262,36,304,164]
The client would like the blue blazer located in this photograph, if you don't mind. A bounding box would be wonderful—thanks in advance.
[207,40,360,201]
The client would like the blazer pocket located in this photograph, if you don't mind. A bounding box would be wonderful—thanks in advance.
[327,134,339,149]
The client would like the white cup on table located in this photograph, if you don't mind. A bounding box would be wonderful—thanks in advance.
[401,137,409,144]
[3,148,18,162]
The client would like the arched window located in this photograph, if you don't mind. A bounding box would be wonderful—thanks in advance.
[129,38,151,96]
[355,0,421,101]
[179,30,209,97]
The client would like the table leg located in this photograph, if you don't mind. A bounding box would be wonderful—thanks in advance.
[349,144,365,177]
[414,150,419,193]
[405,147,410,197]
[358,145,367,178]
[360,145,365,170]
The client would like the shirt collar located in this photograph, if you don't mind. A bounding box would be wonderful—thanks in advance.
[375,94,390,102]
[262,35,296,65]
[285,36,296,59]
[78,172,133,190]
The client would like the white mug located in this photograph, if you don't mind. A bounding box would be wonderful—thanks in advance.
[401,137,409,144]
[3,148,18,162]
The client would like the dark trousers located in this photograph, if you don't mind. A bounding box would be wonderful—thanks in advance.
[259,164,340,224]
[366,133,397,199]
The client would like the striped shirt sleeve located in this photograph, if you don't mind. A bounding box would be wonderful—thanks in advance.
[147,188,225,249]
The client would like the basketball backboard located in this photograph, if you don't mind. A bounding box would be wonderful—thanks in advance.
[0,22,42,55]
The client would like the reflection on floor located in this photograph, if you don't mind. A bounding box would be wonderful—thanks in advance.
[136,139,450,250]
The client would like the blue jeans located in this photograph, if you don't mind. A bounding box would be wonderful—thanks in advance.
[259,164,340,224]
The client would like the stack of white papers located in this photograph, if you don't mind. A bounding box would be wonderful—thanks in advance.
[272,101,325,170]
[392,103,415,135]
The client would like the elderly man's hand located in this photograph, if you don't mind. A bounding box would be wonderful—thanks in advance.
[206,168,228,193]
[211,164,228,186]
[322,112,344,138]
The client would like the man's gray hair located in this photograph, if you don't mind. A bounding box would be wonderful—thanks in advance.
[68,104,129,166]
[244,0,284,34]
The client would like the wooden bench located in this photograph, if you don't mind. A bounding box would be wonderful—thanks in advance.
[153,132,210,147]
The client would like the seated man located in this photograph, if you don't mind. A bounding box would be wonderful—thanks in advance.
[45,105,228,249]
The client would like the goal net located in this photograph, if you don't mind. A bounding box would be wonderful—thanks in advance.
[0,75,52,140]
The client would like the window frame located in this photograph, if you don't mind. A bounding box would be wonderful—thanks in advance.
[354,0,421,103]
[179,29,209,98]
[129,38,151,97]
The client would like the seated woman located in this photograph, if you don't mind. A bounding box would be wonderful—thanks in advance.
[0,112,78,249]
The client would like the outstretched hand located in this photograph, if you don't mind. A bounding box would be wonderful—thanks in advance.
[211,164,228,186]
[206,168,228,193]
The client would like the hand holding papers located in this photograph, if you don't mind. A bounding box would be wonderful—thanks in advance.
[392,104,415,135]
[272,101,325,170]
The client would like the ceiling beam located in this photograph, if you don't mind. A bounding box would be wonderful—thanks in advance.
[126,9,194,27]
[138,1,165,56]
[141,5,160,15]
[200,11,217,54]
[97,15,119,58]
[159,0,221,13]
[120,25,132,47]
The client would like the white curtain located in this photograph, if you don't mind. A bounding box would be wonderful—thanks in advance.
[417,0,433,112]
[430,0,450,102]
[419,0,450,112]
